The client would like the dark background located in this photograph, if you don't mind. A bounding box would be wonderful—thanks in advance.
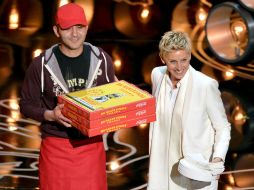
[0,0,254,189]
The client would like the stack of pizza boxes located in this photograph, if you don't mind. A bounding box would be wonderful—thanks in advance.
[57,80,156,137]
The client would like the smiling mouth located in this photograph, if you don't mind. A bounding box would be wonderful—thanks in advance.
[71,38,79,42]
[176,71,183,74]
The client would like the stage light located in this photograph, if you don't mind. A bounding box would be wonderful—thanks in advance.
[205,2,254,65]
[222,69,235,81]
[109,161,120,171]
[220,89,254,152]
[113,0,162,39]
[33,49,43,58]
[112,49,123,73]
[114,59,122,70]
[113,0,153,6]
[195,7,208,24]
[224,185,233,190]
[9,2,19,30]
[239,0,254,12]
[228,174,235,186]
[232,106,247,127]
[230,20,247,57]
[139,123,148,129]
[233,154,254,188]
[58,0,70,7]
[138,5,151,24]
[8,124,18,131]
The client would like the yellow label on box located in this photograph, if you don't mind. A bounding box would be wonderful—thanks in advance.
[64,80,153,111]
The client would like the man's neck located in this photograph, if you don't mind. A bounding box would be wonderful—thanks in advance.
[59,44,83,57]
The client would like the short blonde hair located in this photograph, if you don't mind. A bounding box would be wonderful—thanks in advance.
[159,31,192,58]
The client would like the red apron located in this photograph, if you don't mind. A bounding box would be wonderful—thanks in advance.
[39,136,107,190]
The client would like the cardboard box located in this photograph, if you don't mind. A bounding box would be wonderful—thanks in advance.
[71,114,156,137]
[62,105,155,128]
[58,80,156,136]
[58,80,156,120]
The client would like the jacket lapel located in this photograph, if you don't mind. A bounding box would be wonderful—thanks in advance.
[181,67,194,130]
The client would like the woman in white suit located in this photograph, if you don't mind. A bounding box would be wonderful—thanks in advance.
[148,31,231,190]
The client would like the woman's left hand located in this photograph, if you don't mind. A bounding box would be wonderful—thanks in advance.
[209,157,224,176]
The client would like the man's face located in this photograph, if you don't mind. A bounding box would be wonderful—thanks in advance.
[161,50,191,85]
[54,24,88,54]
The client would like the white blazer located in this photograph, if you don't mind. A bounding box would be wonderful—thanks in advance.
[150,65,231,160]
[148,66,231,189]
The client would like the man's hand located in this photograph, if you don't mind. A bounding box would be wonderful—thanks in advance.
[44,104,72,128]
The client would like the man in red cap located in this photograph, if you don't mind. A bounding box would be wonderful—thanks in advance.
[20,3,116,190]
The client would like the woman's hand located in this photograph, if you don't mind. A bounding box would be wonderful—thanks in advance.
[209,157,225,176]
[211,157,223,163]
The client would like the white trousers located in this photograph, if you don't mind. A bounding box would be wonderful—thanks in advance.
[188,179,218,190]
[147,176,218,190]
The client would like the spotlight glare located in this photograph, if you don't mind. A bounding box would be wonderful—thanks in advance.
[196,8,207,24]
[59,0,70,7]
[139,123,148,129]
[109,161,120,171]
[140,7,149,19]
[33,49,43,58]
[9,7,19,29]
[8,125,18,131]
[223,69,235,80]
[138,5,151,24]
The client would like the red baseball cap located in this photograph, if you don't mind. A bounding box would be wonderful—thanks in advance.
[55,3,88,29]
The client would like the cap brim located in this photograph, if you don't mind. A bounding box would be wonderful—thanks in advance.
[58,19,87,29]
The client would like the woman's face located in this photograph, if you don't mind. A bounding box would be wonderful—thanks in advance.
[161,50,191,86]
